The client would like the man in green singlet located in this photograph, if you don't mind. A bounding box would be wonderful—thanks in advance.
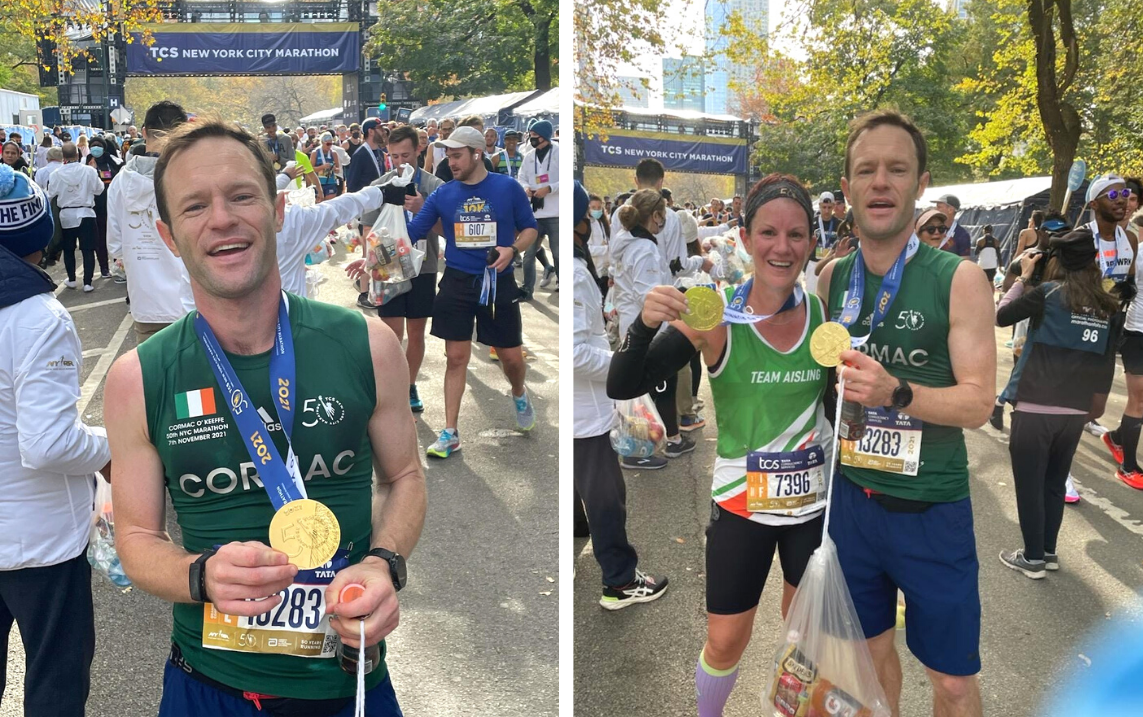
[103,116,426,716]
[817,110,996,717]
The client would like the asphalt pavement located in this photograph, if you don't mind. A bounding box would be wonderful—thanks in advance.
[1,239,559,717]
[573,322,1143,716]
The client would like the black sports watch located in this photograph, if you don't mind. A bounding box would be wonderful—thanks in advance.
[365,548,407,592]
[887,378,913,411]
[189,548,217,603]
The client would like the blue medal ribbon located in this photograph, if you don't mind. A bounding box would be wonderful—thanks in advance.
[722,280,803,324]
[193,295,305,511]
[838,235,919,347]
[479,266,498,318]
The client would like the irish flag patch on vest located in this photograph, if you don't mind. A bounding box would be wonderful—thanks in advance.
[176,387,217,419]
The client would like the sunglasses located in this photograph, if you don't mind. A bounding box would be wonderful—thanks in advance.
[921,225,948,235]
[1100,188,1133,201]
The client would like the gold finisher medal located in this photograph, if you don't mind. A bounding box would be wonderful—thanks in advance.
[681,286,724,332]
[810,321,853,367]
[1104,278,1116,293]
[269,499,341,570]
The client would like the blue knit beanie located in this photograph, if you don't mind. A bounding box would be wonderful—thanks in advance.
[0,165,52,257]
[528,119,553,142]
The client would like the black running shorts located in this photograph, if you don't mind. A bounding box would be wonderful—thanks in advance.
[430,266,523,348]
[704,502,824,615]
[378,271,437,320]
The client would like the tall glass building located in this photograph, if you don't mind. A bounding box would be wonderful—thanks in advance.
[704,0,768,115]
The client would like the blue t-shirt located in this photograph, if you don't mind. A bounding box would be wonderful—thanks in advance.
[407,172,538,276]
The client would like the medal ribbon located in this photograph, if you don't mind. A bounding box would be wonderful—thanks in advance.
[721,280,804,324]
[194,295,306,511]
[838,234,920,347]
[1089,220,1126,280]
[479,266,498,317]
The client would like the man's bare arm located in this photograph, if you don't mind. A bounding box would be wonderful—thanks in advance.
[898,263,997,428]
[364,320,426,559]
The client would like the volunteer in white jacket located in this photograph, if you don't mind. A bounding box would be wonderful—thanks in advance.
[518,119,560,296]
[587,193,611,295]
[277,183,383,296]
[47,141,103,292]
[33,146,63,189]
[106,101,196,343]
[609,188,696,463]
[610,159,704,285]
[0,164,108,715]
[571,182,668,609]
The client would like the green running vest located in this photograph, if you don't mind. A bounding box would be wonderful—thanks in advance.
[138,293,383,699]
[827,243,968,502]
[708,293,832,524]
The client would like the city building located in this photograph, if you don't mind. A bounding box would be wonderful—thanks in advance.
[662,57,705,112]
[704,0,768,115]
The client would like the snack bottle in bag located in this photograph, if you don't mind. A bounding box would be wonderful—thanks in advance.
[768,639,816,717]
[808,679,873,717]
[609,397,666,458]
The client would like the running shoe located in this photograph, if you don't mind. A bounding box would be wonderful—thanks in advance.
[1004,339,1014,348]
[664,434,696,458]
[1117,468,1143,490]
[998,549,1046,579]
[113,275,127,284]
[1044,553,1059,571]
[409,384,424,413]
[426,428,460,458]
[539,268,555,289]
[988,404,1004,431]
[600,569,669,611]
[64,279,76,289]
[1064,474,1081,504]
[100,272,112,280]
[1102,431,1124,465]
[356,293,375,310]
[620,456,667,470]
[1085,420,1108,437]
[679,414,706,432]
[513,389,535,431]
[83,284,94,293]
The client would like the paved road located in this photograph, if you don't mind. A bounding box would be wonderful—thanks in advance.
[574,323,1143,716]
[2,240,559,717]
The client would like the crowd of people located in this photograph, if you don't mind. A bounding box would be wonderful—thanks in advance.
[0,98,558,715]
[574,108,1143,717]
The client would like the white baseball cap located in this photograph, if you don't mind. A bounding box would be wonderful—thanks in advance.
[434,126,484,151]
[1086,174,1126,205]
[819,191,835,203]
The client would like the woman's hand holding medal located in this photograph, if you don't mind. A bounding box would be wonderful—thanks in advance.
[640,285,690,328]
[202,541,299,617]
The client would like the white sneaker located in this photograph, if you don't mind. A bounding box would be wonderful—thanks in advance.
[64,280,77,289]
[1084,421,1108,437]
[1065,474,1081,504]
[83,284,94,293]
[539,269,554,289]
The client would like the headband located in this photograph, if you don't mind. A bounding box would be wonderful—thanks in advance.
[744,179,814,233]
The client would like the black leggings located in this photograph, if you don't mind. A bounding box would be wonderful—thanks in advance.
[690,353,702,397]
[62,217,97,285]
[1008,411,1086,560]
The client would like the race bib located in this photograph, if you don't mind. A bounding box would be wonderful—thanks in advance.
[454,196,498,248]
[202,550,348,658]
[840,408,921,476]
[745,446,826,514]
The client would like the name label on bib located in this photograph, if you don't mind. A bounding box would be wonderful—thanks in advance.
[840,408,921,476]
[745,446,825,513]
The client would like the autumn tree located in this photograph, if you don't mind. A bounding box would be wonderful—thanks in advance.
[0,0,162,75]
[366,0,556,102]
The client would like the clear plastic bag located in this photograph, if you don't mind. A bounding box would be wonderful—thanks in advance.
[87,472,131,588]
[763,381,890,717]
[287,185,316,208]
[609,395,667,458]
[365,229,425,306]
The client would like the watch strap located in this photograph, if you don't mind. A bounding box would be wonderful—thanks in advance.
[190,548,217,603]
[366,548,405,592]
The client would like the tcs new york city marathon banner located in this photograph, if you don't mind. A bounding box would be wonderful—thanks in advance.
[127,23,360,75]
[583,128,749,176]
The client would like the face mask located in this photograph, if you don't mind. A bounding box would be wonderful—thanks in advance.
[90,146,104,158]
[590,209,603,219]
[529,137,541,148]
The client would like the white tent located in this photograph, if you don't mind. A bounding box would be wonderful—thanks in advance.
[921,176,1053,209]
[408,91,540,127]
[299,107,344,125]
[513,87,559,118]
